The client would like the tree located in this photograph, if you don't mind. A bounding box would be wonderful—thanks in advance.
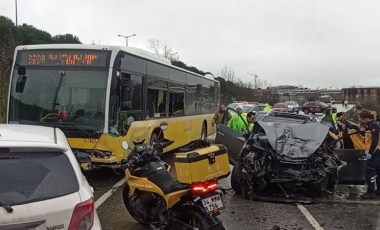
[0,16,18,123]
[52,34,81,44]
[147,38,177,60]
[0,16,83,122]
[147,38,204,75]
[219,66,235,82]
[16,23,52,45]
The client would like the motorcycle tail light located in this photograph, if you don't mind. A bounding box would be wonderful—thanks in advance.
[190,180,218,195]
[68,198,94,230]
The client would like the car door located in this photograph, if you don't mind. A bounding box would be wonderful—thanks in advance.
[335,149,366,184]
[215,107,247,165]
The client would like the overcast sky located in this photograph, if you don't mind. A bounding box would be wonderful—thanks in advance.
[1,0,380,89]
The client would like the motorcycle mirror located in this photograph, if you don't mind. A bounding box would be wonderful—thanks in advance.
[121,141,129,150]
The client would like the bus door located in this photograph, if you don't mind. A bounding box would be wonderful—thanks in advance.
[119,72,144,137]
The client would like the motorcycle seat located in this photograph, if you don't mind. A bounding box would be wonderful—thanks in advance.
[148,171,189,195]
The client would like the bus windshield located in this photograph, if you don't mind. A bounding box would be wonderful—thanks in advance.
[8,67,108,138]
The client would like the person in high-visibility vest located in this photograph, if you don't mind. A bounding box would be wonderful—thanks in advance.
[227,105,247,133]
[359,109,380,199]
[332,107,338,123]
[244,112,255,133]
[321,108,335,124]
[263,103,272,112]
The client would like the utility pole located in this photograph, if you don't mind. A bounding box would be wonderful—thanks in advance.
[118,34,136,47]
[248,73,258,89]
[15,0,18,26]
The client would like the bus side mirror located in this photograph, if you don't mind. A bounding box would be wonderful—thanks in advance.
[18,66,26,76]
[16,75,27,93]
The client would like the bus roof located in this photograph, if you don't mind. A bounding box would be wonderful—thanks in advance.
[15,44,217,82]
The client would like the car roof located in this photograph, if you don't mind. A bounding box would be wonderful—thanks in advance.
[0,124,68,150]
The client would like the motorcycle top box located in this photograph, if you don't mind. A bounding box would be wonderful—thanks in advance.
[174,144,230,184]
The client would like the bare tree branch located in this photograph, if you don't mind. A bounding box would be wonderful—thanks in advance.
[147,39,161,55]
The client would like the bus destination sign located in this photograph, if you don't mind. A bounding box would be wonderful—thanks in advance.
[17,49,111,67]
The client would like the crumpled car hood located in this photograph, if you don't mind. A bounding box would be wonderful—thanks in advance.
[258,121,329,159]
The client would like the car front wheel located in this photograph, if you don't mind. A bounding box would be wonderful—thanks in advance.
[231,165,244,194]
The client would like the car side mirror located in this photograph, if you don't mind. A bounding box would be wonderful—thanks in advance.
[76,152,91,164]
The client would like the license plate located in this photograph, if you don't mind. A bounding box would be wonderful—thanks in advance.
[201,194,224,213]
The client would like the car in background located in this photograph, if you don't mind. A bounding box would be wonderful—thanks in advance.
[242,103,266,113]
[301,101,329,114]
[226,102,243,110]
[284,101,300,113]
[0,124,101,230]
[227,101,258,110]
[273,103,288,112]
[318,95,336,105]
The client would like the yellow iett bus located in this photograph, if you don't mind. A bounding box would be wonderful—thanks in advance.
[7,44,219,169]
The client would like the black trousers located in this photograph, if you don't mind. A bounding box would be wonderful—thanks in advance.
[365,153,380,193]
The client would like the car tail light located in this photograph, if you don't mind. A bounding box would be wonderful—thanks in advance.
[191,180,218,195]
[59,111,68,121]
[0,148,10,153]
[68,198,94,230]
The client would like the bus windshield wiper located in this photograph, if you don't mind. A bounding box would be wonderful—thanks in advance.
[67,124,103,137]
[0,200,13,213]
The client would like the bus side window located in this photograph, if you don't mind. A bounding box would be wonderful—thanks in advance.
[147,88,167,118]
[169,91,184,117]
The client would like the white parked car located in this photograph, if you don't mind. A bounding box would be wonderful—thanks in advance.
[284,101,300,113]
[0,124,101,230]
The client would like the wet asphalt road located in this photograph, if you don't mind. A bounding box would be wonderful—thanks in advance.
[86,166,380,230]
[86,104,380,230]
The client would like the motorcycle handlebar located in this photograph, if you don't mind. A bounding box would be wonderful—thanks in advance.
[121,139,174,169]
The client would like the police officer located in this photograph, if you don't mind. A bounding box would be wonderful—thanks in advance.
[359,109,380,199]
[263,103,272,112]
[227,105,247,133]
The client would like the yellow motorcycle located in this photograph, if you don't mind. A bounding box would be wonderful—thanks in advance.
[121,127,225,230]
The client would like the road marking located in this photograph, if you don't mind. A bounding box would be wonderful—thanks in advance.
[95,178,126,209]
[296,203,324,230]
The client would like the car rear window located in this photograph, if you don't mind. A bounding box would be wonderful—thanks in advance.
[0,151,79,206]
